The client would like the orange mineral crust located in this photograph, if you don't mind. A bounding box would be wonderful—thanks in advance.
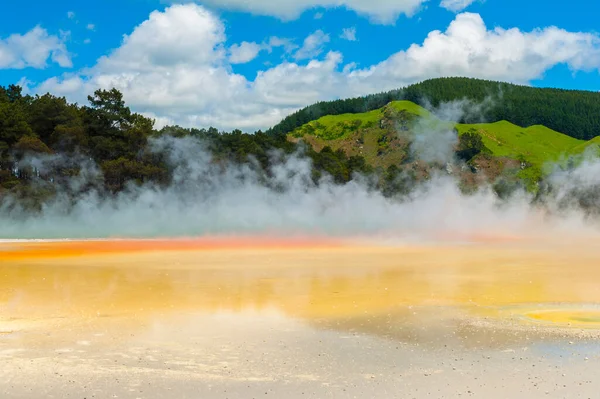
[0,236,347,261]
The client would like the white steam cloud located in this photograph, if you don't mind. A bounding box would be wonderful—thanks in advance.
[1,98,600,241]
[1,134,598,241]
[0,138,519,239]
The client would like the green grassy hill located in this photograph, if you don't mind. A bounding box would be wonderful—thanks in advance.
[270,77,600,141]
[288,100,598,191]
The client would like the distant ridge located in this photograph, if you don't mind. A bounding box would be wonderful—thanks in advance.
[268,77,600,140]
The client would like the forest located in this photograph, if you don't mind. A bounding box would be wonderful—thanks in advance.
[0,85,372,208]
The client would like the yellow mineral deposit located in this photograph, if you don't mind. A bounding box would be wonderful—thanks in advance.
[2,235,600,337]
[3,236,600,398]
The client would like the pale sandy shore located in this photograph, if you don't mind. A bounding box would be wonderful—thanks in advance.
[2,239,600,398]
[2,311,600,399]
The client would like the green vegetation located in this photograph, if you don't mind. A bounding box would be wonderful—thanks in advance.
[287,99,599,192]
[0,85,367,206]
[290,101,427,141]
[456,130,486,162]
[270,77,600,140]
[2,76,600,210]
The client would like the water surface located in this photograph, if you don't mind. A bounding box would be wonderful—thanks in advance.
[1,237,600,398]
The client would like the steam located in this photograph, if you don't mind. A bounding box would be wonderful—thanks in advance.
[538,155,600,217]
[409,97,495,164]
[1,97,599,241]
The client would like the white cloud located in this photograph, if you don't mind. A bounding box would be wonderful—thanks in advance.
[0,26,72,69]
[314,12,324,20]
[348,13,600,89]
[87,23,96,31]
[67,11,76,19]
[229,41,262,64]
[95,5,226,71]
[84,39,91,44]
[192,0,427,24]
[340,27,357,41]
[440,0,477,12]
[33,6,600,132]
[294,30,330,60]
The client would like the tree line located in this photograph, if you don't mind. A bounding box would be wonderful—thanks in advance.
[0,86,374,207]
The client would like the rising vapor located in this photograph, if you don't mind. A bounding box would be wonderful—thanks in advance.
[0,132,598,241]
[1,97,599,242]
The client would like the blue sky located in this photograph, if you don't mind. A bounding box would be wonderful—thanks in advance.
[1,0,599,130]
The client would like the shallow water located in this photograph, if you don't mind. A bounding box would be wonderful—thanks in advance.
[3,237,600,331]
[1,237,600,398]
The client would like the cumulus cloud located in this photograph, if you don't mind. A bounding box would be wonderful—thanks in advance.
[347,13,600,90]
[96,5,226,71]
[33,6,600,131]
[87,23,96,31]
[440,0,477,12]
[340,27,357,41]
[36,5,338,130]
[0,26,72,69]
[189,0,427,24]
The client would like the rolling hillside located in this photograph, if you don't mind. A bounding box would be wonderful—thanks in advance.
[270,77,600,141]
[288,100,600,191]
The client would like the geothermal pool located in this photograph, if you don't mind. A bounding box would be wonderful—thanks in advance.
[1,237,600,398]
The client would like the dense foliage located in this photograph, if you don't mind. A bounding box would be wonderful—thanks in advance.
[0,86,374,204]
[269,77,600,140]
[456,129,487,162]
[2,78,598,212]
